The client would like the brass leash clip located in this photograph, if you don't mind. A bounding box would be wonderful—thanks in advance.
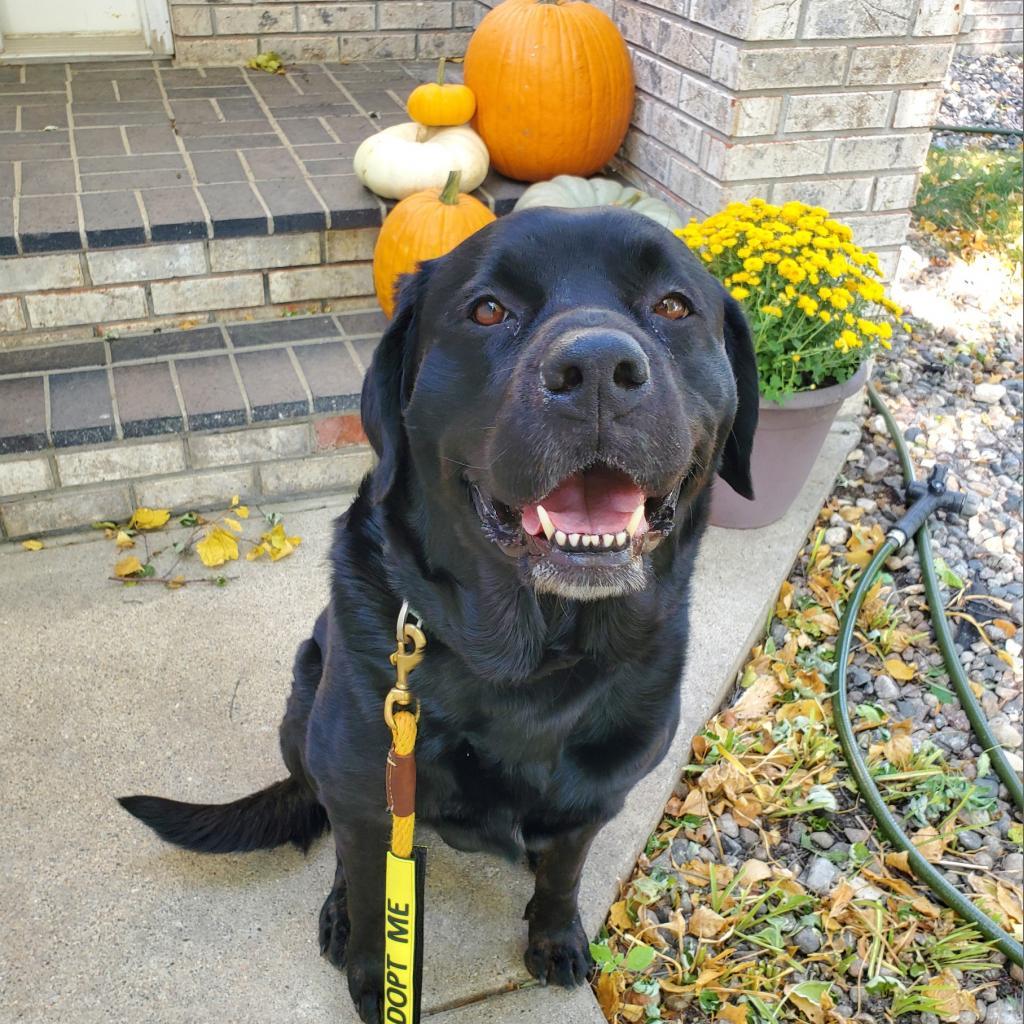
[384,601,426,731]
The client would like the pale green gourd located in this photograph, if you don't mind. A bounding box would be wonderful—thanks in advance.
[513,175,686,231]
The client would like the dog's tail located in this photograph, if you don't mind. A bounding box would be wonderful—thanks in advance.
[117,776,328,855]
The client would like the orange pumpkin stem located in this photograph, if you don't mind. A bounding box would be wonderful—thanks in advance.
[439,170,462,205]
[436,57,447,85]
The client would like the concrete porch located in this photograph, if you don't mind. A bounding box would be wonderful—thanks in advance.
[0,406,862,1023]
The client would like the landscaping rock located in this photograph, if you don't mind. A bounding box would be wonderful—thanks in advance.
[803,858,838,895]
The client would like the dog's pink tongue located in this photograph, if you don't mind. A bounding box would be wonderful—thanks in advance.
[521,469,645,536]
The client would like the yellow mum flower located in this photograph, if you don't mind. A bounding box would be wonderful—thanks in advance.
[731,286,750,300]
[777,258,806,284]
[743,256,765,273]
[761,305,784,317]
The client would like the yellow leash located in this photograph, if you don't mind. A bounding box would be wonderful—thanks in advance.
[382,602,426,1024]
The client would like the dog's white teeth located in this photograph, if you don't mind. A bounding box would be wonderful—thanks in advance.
[616,531,628,547]
[568,533,580,548]
[602,533,614,548]
[537,504,555,541]
[581,535,592,548]
[554,530,567,546]
[626,502,646,537]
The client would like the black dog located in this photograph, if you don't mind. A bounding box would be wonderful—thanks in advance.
[119,207,757,1023]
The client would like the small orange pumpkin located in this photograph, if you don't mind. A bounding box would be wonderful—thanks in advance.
[464,0,634,182]
[373,170,496,318]
[406,58,477,127]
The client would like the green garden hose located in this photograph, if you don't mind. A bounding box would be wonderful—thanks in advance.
[931,124,1024,137]
[869,384,1024,810]
[830,383,1024,966]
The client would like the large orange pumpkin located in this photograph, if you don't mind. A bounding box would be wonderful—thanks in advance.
[373,170,496,318]
[463,0,634,182]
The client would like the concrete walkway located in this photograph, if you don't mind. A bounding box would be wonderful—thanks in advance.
[0,403,860,1024]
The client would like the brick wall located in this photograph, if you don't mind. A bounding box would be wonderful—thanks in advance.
[605,0,962,277]
[169,1,476,65]
[0,229,377,344]
[958,0,1023,53]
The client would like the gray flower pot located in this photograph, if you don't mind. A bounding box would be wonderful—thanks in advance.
[710,360,870,530]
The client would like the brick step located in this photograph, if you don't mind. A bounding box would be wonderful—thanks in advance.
[0,59,523,344]
[0,310,381,539]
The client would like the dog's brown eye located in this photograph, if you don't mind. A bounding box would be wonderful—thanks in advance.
[471,298,508,326]
[654,294,690,320]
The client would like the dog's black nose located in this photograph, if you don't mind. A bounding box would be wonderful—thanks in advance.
[541,331,650,417]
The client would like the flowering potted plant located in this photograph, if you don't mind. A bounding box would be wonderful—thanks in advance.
[677,199,905,529]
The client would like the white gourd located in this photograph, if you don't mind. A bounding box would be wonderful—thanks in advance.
[353,123,490,200]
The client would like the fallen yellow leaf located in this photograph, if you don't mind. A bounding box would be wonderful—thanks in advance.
[869,730,913,767]
[608,899,633,931]
[718,1003,749,1024]
[21,539,43,551]
[788,992,823,1024]
[924,969,976,1021]
[731,794,762,827]
[736,858,773,887]
[114,555,144,578]
[130,507,170,530]
[223,516,242,533]
[688,905,728,938]
[235,505,250,519]
[196,527,239,567]
[885,850,912,874]
[679,787,709,818]
[883,657,915,681]
[992,618,1017,638]
[166,575,186,590]
[595,971,622,1019]
[114,530,135,549]
[732,675,782,720]
[260,521,302,562]
[911,826,946,863]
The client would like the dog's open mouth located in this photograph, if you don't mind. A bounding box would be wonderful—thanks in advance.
[470,463,685,564]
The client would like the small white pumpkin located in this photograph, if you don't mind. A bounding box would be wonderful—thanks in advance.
[353,122,489,201]
[513,175,686,231]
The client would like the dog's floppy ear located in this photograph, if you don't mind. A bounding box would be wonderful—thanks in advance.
[717,289,759,500]
[360,264,431,504]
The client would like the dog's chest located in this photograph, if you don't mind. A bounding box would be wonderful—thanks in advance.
[414,659,637,848]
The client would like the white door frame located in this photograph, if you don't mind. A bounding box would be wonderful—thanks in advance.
[139,0,174,56]
[0,0,174,59]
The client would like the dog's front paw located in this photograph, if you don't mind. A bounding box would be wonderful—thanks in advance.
[346,953,384,1024]
[318,888,350,969]
[524,914,593,988]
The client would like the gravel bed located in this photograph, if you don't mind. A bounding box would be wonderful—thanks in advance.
[935,53,1024,149]
[591,237,1023,1022]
